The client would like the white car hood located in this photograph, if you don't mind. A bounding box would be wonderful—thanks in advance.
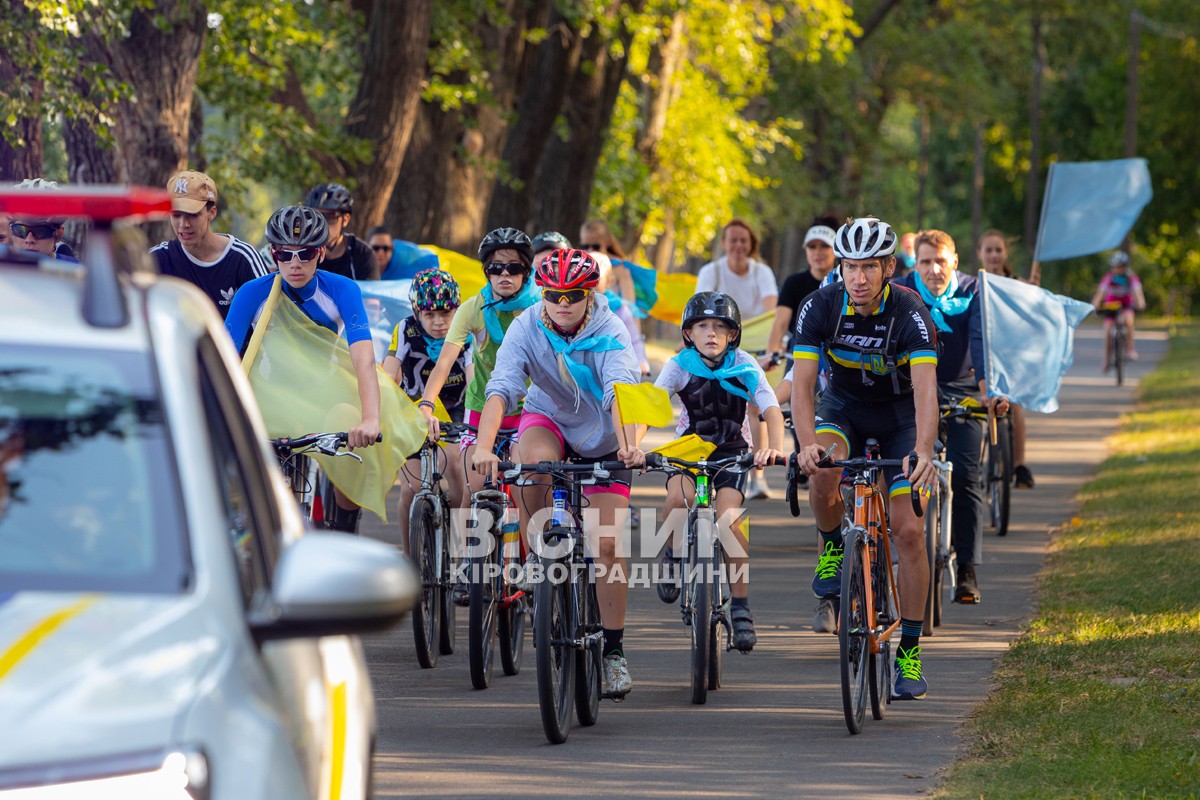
[0,591,224,768]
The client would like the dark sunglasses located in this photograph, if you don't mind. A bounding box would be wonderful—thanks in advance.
[272,247,321,264]
[371,244,393,253]
[578,242,603,252]
[9,222,58,240]
[485,261,526,277]
[543,287,590,305]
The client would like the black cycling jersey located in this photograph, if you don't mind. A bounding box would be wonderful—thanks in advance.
[388,317,468,421]
[321,234,378,281]
[792,282,938,405]
[676,373,752,457]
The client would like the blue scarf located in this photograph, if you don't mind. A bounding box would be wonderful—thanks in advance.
[537,319,624,402]
[482,279,539,346]
[912,272,972,332]
[674,349,759,405]
[604,289,624,313]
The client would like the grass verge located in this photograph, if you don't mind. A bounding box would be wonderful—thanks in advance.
[932,324,1200,800]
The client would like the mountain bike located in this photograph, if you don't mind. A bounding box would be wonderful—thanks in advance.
[812,440,923,735]
[464,427,526,690]
[1101,302,1128,386]
[499,459,627,744]
[271,432,367,523]
[407,423,468,669]
[645,450,769,705]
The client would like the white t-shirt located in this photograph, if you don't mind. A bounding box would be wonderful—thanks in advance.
[695,256,778,317]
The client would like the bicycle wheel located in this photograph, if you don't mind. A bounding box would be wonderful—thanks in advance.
[988,421,1012,536]
[498,591,526,677]
[535,556,575,744]
[1113,325,1126,386]
[839,529,870,734]
[922,481,939,637]
[408,497,439,669]
[574,570,602,726]
[468,550,500,690]
[689,513,714,705]
[870,537,898,721]
[707,543,728,692]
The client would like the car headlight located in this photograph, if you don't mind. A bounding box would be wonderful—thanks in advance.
[0,749,209,800]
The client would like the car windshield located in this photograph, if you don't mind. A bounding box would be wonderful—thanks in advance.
[0,345,190,594]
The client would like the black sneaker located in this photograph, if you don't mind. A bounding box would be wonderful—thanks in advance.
[1014,464,1035,489]
[954,564,981,604]
[731,605,757,652]
[656,548,681,604]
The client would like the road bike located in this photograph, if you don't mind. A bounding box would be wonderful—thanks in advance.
[811,440,923,735]
[645,451,764,704]
[499,458,626,744]
[464,427,527,690]
[921,405,967,636]
[407,423,469,669]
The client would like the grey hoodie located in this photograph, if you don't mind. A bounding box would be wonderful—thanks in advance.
[486,293,640,457]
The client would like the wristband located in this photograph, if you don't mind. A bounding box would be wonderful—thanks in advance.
[418,400,435,411]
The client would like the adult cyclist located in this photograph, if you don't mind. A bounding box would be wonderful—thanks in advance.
[303,182,378,281]
[789,217,939,701]
[225,205,380,533]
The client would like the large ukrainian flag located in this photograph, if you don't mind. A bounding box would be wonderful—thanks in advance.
[242,276,426,521]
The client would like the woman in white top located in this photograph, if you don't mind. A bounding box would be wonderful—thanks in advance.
[695,218,778,317]
[695,218,778,499]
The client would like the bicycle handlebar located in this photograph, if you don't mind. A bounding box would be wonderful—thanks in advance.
[644,451,787,472]
[813,445,925,518]
[271,431,382,462]
[497,460,631,482]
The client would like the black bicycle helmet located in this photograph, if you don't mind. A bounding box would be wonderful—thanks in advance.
[478,227,534,266]
[681,291,743,349]
[531,231,572,255]
[304,182,353,214]
[266,205,329,248]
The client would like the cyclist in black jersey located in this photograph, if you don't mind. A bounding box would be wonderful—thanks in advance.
[790,217,939,701]
[304,183,378,281]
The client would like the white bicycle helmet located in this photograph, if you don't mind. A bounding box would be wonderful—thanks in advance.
[833,217,898,260]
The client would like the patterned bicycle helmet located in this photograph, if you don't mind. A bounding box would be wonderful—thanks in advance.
[303,182,353,214]
[833,217,898,260]
[1109,251,1130,268]
[535,248,601,291]
[681,291,743,349]
[478,226,534,266]
[265,205,329,248]
[409,268,461,312]
[531,231,572,255]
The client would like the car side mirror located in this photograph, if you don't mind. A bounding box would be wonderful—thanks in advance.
[249,533,416,642]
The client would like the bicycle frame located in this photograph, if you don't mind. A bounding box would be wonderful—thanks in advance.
[842,466,902,654]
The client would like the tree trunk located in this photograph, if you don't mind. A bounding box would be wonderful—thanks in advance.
[343,0,433,231]
[1023,10,1045,254]
[64,118,118,184]
[67,1,206,188]
[915,107,930,229]
[971,121,985,251]
[386,104,462,243]
[485,10,583,232]
[531,0,640,238]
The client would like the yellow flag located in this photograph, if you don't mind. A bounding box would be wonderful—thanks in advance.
[738,310,776,353]
[647,273,699,324]
[420,244,486,298]
[243,276,427,521]
[650,434,717,462]
[614,382,675,428]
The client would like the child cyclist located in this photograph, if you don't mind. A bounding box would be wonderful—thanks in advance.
[1090,250,1146,367]
[382,268,472,557]
[418,228,540,488]
[472,248,644,699]
[225,205,379,533]
[634,291,785,652]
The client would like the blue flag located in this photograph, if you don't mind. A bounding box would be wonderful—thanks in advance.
[979,272,1093,413]
[1034,159,1153,261]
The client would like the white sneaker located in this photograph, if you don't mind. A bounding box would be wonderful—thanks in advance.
[516,552,539,592]
[747,475,771,501]
[602,654,632,698]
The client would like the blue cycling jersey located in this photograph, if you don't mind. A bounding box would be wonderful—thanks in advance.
[225,271,373,353]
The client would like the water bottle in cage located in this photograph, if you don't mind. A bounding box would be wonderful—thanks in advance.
[551,487,569,527]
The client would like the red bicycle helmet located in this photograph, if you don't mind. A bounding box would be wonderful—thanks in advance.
[534,248,601,291]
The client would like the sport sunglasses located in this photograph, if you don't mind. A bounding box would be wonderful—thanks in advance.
[543,287,591,305]
[9,222,59,240]
[271,247,321,263]
[485,261,527,277]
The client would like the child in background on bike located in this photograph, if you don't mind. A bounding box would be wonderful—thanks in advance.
[1090,250,1146,367]
[635,291,785,652]
[472,248,643,699]
[382,268,472,557]
[418,228,540,492]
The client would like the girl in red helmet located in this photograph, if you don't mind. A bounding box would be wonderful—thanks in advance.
[473,248,644,699]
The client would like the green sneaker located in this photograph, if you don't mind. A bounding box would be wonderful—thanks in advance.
[811,540,843,598]
[892,644,928,700]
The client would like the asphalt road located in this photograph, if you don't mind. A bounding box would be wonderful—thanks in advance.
[360,322,1166,799]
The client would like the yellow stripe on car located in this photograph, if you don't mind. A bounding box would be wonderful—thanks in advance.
[0,596,98,681]
[327,680,347,800]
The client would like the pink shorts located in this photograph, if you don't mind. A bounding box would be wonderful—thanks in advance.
[461,408,522,450]
[518,412,631,498]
